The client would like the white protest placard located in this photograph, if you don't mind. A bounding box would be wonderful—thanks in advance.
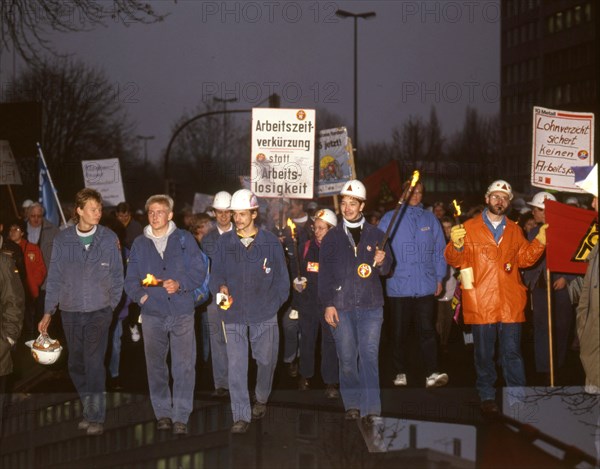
[82,158,125,207]
[0,140,22,185]
[317,127,355,196]
[250,108,315,199]
[532,107,594,192]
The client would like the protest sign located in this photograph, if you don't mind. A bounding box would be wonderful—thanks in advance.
[82,158,125,207]
[531,107,594,192]
[317,127,355,197]
[0,140,22,185]
[251,108,315,199]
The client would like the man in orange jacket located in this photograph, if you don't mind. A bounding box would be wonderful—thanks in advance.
[445,180,547,414]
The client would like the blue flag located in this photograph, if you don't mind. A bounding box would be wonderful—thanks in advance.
[38,155,60,226]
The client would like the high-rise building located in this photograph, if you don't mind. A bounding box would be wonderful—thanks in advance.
[501,0,598,191]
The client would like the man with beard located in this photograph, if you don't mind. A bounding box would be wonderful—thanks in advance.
[444,180,547,414]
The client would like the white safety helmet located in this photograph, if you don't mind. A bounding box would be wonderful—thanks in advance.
[528,191,556,209]
[22,199,34,209]
[564,196,579,207]
[229,189,259,211]
[314,208,338,227]
[340,180,367,201]
[212,191,232,210]
[26,335,63,365]
[486,179,513,200]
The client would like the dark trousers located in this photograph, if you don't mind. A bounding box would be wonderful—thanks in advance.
[298,308,339,384]
[389,295,438,375]
[62,307,112,423]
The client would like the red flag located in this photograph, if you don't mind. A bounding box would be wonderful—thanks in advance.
[363,160,402,211]
[545,200,598,274]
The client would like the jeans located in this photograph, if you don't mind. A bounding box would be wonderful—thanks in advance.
[298,307,339,384]
[206,300,228,389]
[225,315,279,423]
[108,317,123,378]
[61,307,112,423]
[389,295,438,375]
[143,313,196,424]
[331,307,383,417]
[472,322,526,401]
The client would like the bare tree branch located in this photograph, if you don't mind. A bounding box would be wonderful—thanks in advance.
[1,0,168,64]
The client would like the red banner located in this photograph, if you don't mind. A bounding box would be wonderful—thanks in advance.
[363,159,402,211]
[545,200,597,274]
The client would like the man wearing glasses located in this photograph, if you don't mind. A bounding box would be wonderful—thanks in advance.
[379,179,449,389]
[445,180,547,415]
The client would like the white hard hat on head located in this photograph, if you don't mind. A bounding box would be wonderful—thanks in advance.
[486,180,513,200]
[230,189,259,211]
[314,208,338,227]
[528,191,556,209]
[564,196,579,206]
[212,191,232,210]
[22,199,34,208]
[340,180,367,201]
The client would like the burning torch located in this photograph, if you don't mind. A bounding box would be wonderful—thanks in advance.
[287,218,307,292]
[452,200,463,227]
[374,170,420,266]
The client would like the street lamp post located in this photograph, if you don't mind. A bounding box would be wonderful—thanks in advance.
[335,9,376,158]
[213,97,237,159]
[136,135,155,164]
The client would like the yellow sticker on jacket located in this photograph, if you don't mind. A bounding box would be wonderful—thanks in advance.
[357,263,372,278]
[307,262,319,272]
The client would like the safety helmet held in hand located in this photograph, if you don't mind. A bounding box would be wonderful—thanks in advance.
[212,191,232,210]
[314,208,338,227]
[229,189,259,211]
[486,180,513,200]
[528,191,556,209]
[27,334,63,365]
[340,180,367,201]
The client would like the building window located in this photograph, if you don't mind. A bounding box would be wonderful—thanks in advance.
[584,2,592,22]
[547,15,554,34]
[555,12,563,32]
[574,5,582,24]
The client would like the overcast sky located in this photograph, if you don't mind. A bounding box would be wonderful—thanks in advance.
[3,0,500,163]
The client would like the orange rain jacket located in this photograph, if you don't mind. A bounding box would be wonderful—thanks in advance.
[444,215,545,325]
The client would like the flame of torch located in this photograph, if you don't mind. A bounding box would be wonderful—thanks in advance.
[286,218,296,239]
[142,273,161,286]
[452,200,462,226]
[409,170,420,188]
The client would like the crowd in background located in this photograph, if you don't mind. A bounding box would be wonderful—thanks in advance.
[0,173,598,436]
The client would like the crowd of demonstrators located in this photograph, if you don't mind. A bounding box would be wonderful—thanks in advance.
[319,180,392,425]
[38,188,124,436]
[209,189,289,434]
[124,194,207,436]
[379,179,449,389]
[1,165,597,440]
